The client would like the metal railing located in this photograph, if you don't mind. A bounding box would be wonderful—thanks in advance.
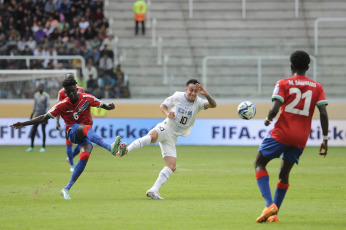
[0,55,86,74]
[314,17,346,55]
[188,0,300,19]
[202,55,317,94]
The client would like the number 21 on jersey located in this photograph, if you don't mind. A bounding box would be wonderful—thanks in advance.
[285,88,312,116]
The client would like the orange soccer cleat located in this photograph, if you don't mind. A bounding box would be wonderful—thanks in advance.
[267,214,279,223]
[256,203,278,223]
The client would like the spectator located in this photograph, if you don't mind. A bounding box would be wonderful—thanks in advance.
[84,26,96,40]
[25,36,37,51]
[99,53,113,76]
[84,57,98,82]
[91,47,100,63]
[44,0,57,16]
[98,74,116,98]
[86,73,98,94]
[21,45,33,56]
[79,16,90,34]
[17,36,27,52]
[34,25,46,42]
[84,7,93,21]
[92,7,104,22]
[113,64,124,79]
[58,0,70,14]
[133,0,147,35]
[90,36,101,50]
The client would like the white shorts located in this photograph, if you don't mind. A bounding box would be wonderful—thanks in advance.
[153,121,178,158]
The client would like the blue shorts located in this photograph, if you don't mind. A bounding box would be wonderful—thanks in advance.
[67,124,92,146]
[258,135,304,164]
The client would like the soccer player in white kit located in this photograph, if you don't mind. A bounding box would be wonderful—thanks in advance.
[116,79,217,199]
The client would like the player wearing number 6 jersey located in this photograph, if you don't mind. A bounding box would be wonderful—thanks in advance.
[10,78,122,200]
[116,79,217,199]
[254,50,329,223]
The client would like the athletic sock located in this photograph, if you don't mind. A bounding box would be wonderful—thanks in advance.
[64,152,90,190]
[274,181,289,209]
[83,125,110,151]
[127,136,152,153]
[66,144,74,166]
[256,170,273,207]
[72,144,80,158]
[150,166,173,192]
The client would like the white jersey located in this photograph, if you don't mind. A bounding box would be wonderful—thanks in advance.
[162,91,207,137]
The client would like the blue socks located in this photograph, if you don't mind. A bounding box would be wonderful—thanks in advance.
[274,182,289,209]
[66,144,74,166]
[256,170,273,207]
[64,159,87,190]
[86,128,110,151]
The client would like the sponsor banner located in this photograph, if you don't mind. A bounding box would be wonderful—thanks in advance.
[0,118,345,146]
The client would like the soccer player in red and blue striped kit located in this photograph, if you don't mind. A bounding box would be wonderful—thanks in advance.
[10,78,121,200]
[56,73,87,172]
[254,50,329,223]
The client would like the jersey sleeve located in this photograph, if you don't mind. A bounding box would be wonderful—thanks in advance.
[316,83,328,107]
[272,80,285,103]
[47,102,63,118]
[162,93,175,109]
[86,94,103,108]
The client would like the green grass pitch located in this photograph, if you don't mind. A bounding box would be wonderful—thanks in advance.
[0,145,345,230]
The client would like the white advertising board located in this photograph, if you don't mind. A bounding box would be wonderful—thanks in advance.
[0,118,345,146]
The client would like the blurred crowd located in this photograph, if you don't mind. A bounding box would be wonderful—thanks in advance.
[0,0,130,99]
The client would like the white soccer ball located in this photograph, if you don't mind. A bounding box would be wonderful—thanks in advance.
[237,101,256,120]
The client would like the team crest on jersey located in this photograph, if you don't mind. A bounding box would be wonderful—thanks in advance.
[178,108,192,116]
[73,101,89,120]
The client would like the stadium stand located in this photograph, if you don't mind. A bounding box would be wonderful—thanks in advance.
[0,0,130,99]
[105,0,346,99]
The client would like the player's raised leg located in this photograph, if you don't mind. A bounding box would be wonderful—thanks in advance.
[77,124,121,155]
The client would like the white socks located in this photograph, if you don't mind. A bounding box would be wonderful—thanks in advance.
[127,135,152,153]
[151,166,173,192]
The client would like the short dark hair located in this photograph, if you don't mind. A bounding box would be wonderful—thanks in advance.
[63,78,77,88]
[186,79,200,86]
[290,50,310,71]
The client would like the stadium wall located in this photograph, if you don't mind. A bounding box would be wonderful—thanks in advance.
[0,100,344,119]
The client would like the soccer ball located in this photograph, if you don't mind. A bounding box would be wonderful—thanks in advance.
[237,101,256,120]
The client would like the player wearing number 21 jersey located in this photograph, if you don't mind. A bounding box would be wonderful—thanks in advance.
[115,79,217,200]
[253,51,329,223]
[270,74,327,148]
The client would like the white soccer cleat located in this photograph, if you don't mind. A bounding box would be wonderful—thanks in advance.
[61,188,71,200]
[66,157,69,163]
[70,165,75,172]
[146,190,164,200]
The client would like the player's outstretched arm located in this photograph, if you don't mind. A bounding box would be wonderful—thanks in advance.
[318,104,329,157]
[265,99,282,126]
[10,114,51,129]
[196,83,217,108]
[101,103,115,110]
